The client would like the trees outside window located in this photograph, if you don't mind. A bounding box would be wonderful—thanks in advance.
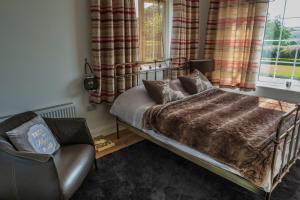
[138,0,165,62]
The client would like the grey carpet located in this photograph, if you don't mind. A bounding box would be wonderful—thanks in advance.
[71,141,300,200]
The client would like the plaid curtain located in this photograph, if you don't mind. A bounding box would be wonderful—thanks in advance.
[90,0,138,103]
[204,0,268,89]
[171,0,200,79]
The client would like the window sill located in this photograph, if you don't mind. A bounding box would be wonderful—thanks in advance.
[256,81,300,93]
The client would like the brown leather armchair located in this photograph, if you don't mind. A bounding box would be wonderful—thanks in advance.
[0,112,96,200]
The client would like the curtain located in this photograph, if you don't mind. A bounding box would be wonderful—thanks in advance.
[204,0,268,90]
[171,0,200,78]
[90,0,138,103]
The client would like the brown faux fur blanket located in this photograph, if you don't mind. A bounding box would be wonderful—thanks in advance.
[143,89,295,187]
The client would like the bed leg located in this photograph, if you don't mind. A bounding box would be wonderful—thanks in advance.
[94,158,98,170]
[265,192,271,200]
[116,118,120,139]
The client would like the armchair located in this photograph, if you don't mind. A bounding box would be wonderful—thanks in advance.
[0,111,96,200]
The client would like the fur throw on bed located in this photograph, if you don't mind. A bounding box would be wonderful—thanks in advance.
[143,89,296,188]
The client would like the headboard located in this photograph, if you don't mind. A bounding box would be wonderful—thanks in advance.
[113,57,214,99]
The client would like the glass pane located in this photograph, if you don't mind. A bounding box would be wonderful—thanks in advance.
[267,0,285,22]
[259,0,300,88]
[277,18,300,80]
[260,12,282,80]
[274,63,294,80]
[259,63,275,79]
[143,1,164,62]
[283,18,300,42]
[294,47,300,82]
[261,40,278,61]
[278,45,296,63]
[284,0,299,19]
[284,17,300,82]
[260,41,277,79]
[285,1,300,85]
[276,42,297,80]
[264,0,285,41]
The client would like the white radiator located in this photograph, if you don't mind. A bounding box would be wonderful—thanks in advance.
[0,103,77,122]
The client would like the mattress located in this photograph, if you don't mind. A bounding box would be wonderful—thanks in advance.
[110,85,290,192]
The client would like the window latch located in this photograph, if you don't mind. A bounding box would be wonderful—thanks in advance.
[286,81,292,88]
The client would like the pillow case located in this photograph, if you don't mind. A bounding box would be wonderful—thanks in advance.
[169,79,190,96]
[6,115,60,154]
[143,80,184,104]
[178,69,213,94]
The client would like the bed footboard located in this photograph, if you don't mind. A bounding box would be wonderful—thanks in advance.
[268,104,300,198]
[115,104,300,200]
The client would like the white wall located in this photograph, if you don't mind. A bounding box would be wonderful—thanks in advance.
[0,0,115,137]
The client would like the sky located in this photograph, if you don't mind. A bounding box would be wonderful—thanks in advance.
[269,0,300,28]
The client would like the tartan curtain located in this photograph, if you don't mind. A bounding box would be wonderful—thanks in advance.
[90,0,138,103]
[204,0,268,90]
[171,0,200,78]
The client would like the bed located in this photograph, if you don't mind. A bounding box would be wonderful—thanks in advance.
[110,58,300,200]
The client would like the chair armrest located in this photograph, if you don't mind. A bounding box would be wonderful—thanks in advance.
[44,118,94,146]
[14,151,52,163]
[0,150,62,200]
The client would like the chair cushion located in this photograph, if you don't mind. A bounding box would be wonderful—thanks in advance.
[53,144,95,199]
[6,115,60,154]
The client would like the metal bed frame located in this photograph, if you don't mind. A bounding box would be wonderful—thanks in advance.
[113,58,300,200]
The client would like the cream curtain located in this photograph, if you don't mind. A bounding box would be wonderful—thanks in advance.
[204,0,268,89]
[170,0,200,79]
[90,0,139,103]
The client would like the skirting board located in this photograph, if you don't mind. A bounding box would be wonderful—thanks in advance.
[90,123,125,138]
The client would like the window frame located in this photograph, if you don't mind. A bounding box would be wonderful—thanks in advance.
[257,0,300,92]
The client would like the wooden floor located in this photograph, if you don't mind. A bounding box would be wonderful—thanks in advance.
[95,129,144,159]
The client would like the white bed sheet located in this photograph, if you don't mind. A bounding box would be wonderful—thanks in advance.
[110,86,289,192]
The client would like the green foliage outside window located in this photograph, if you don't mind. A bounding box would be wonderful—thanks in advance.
[260,15,300,80]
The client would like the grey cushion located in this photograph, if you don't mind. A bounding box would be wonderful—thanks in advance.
[143,80,184,104]
[6,115,60,154]
[178,70,213,94]
[169,79,190,96]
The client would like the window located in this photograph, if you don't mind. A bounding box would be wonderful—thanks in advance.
[258,0,300,91]
[137,0,168,62]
